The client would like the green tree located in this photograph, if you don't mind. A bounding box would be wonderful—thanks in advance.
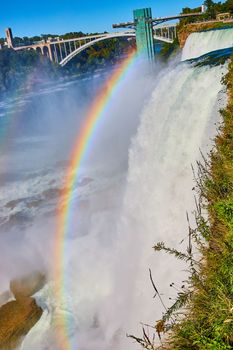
[204,0,217,18]
[0,48,61,94]
[223,0,233,13]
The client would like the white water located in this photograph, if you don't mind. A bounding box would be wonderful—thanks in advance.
[19,55,227,349]
[182,27,233,61]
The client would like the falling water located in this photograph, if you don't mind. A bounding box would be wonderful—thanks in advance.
[19,33,229,350]
[182,27,233,60]
[111,61,227,350]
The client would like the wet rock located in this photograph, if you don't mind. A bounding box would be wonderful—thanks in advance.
[0,271,46,349]
[0,297,43,350]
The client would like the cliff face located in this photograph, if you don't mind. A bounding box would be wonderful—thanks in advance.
[178,21,233,48]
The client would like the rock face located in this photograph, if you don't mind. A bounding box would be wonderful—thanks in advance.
[0,298,43,350]
[0,271,46,350]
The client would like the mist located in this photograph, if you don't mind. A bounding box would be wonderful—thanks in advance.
[0,42,228,350]
[0,59,156,348]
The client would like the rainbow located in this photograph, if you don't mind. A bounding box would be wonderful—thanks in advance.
[54,48,140,349]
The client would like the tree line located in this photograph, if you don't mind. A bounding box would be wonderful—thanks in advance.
[0,34,135,95]
[0,49,61,94]
[180,0,233,25]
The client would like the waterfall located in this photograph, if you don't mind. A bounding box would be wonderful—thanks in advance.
[108,60,226,350]
[182,27,233,61]
[20,36,228,350]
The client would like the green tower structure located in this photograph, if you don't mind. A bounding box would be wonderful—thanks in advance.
[133,8,154,60]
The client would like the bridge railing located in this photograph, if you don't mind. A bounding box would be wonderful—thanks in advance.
[154,24,177,42]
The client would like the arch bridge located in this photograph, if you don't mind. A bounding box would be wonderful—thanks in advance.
[6,6,204,64]
[12,31,136,66]
[8,25,176,66]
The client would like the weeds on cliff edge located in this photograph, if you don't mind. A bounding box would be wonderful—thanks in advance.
[129,57,233,350]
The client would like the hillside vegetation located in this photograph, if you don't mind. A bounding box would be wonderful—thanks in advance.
[0,48,61,94]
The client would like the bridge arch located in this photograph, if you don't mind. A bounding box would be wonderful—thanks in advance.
[35,46,43,55]
[42,46,49,57]
[59,32,135,66]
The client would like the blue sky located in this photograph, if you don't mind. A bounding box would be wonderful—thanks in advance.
[1,0,203,38]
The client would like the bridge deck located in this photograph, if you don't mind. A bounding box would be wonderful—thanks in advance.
[14,31,135,51]
[150,12,204,24]
[113,12,204,28]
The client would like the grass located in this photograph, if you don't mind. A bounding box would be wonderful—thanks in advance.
[130,56,233,350]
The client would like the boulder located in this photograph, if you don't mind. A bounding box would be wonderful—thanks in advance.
[0,297,43,350]
[0,271,46,349]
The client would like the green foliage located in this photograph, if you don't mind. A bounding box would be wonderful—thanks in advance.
[218,0,233,14]
[158,38,180,61]
[64,37,135,74]
[0,32,134,94]
[215,200,233,228]
[204,0,217,19]
[180,6,204,25]
[179,0,233,27]
[162,290,192,324]
[0,48,61,94]
[153,242,192,263]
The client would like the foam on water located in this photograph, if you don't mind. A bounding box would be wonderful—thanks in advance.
[0,164,124,231]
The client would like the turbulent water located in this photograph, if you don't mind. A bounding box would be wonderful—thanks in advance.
[0,28,231,350]
[182,26,233,61]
